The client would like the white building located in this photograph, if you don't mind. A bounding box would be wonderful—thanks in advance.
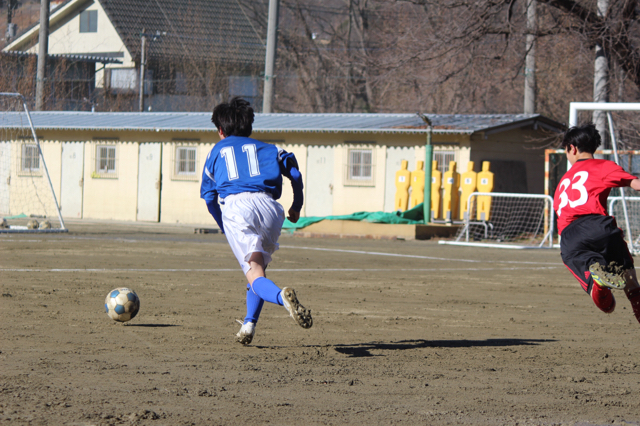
[0,111,564,225]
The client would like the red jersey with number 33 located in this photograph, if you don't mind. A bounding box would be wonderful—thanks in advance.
[554,159,636,234]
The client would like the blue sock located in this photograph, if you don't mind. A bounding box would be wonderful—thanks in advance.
[244,284,264,324]
[251,277,284,306]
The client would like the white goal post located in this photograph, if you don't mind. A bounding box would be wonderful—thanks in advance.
[439,192,554,249]
[569,102,640,253]
[609,196,640,248]
[0,93,67,233]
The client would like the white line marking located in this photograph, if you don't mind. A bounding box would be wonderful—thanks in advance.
[2,236,560,265]
[280,245,560,265]
[0,266,562,273]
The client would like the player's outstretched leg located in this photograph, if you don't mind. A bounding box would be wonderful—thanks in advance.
[626,288,640,324]
[623,267,640,324]
[236,284,264,345]
[281,287,313,329]
[589,262,627,290]
[590,281,616,313]
[251,277,284,305]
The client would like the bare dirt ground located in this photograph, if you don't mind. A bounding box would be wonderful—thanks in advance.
[2,222,640,426]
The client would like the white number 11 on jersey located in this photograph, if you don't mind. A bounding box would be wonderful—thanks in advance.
[220,144,261,180]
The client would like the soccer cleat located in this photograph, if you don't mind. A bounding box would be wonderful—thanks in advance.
[235,319,256,345]
[589,262,626,290]
[281,287,313,329]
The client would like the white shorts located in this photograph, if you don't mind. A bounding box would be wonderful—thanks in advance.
[222,192,285,274]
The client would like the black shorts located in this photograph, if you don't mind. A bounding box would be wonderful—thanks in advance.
[561,214,634,294]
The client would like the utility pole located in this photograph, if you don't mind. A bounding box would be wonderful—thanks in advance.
[593,0,609,146]
[262,0,280,113]
[5,0,19,42]
[419,114,433,224]
[524,0,536,114]
[35,0,50,111]
[139,29,146,112]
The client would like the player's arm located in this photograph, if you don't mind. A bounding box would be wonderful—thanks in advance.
[204,195,224,233]
[278,150,304,223]
[605,164,640,193]
[200,163,225,234]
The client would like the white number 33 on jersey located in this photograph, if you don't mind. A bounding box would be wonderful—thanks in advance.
[557,171,589,216]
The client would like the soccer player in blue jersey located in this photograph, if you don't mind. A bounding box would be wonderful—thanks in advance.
[201,97,312,345]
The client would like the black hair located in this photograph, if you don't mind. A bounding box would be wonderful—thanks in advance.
[561,123,601,154]
[211,97,254,137]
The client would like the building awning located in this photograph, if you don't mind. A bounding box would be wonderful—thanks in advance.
[0,111,565,135]
[2,51,123,64]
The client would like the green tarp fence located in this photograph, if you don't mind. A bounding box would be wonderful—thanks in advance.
[2,213,28,220]
[283,202,426,230]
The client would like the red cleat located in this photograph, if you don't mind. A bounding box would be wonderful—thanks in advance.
[591,282,616,314]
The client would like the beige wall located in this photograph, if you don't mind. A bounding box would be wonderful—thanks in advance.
[10,127,549,224]
[8,140,62,219]
[159,138,309,226]
[82,141,138,220]
[332,144,387,215]
[160,141,214,225]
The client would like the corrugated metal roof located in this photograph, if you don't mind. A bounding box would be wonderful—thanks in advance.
[0,111,564,135]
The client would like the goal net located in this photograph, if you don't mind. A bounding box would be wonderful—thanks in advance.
[440,192,554,249]
[0,93,66,233]
[609,196,640,247]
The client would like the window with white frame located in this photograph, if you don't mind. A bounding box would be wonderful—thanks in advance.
[349,149,372,180]
[95,145,117,176]
[21,143,40,173]
[434,151,456,175]
[175,146,197,177]
[345,147,375,186]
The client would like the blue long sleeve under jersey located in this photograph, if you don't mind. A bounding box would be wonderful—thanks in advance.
[205,194,224,234]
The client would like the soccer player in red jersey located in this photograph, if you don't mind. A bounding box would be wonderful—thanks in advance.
[554,124,640,323]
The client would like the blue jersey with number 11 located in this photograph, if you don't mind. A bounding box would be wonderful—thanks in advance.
[200,135,300,203]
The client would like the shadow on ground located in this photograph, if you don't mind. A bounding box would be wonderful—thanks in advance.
[332,338,554,357]
[126,324,182,328]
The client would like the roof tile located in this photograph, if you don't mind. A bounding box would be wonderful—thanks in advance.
[100,0,265,64]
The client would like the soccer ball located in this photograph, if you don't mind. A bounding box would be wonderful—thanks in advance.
[104,288,140,322]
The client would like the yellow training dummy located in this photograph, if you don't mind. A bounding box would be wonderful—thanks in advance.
[409,161,425,209]
[476,161,494,221]
[442,161,460,222]
[394,160,411,212]
[459,161,477,220]
[431,160,442,219]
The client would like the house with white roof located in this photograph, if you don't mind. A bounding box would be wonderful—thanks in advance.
[2,0,265,110]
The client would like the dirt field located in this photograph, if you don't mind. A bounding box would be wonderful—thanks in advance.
[2,222,640,426]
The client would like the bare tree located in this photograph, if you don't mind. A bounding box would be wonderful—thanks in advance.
[237,0,640,121]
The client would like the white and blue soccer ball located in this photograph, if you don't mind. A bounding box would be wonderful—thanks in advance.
[105,288,140,322]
